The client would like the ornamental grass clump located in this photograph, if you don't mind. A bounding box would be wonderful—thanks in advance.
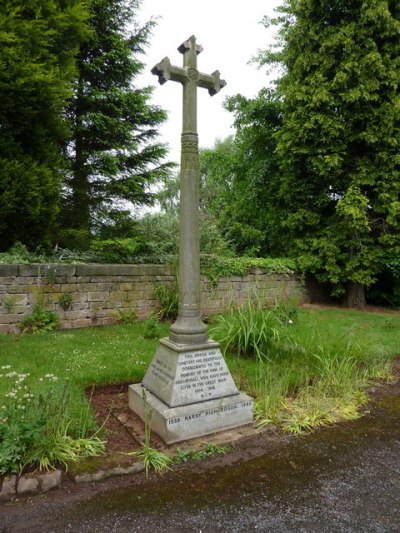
[0,367,105,475]
[210,299,293,361]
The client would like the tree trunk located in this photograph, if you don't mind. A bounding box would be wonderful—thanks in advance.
[343,281,366,309]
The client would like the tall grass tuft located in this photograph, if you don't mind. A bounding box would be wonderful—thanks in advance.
[213,302,398,434]
[210,299,293,362]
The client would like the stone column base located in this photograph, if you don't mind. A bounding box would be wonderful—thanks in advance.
[129,384,253,445]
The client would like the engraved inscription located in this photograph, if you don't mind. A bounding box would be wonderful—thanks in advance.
[167,400,253,426]
[175,349,231,400]
[150,357,175,386]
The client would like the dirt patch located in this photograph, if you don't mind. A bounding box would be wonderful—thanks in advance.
[88,382,166,453]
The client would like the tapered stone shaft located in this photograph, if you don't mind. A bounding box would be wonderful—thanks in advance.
[151,35,226,345]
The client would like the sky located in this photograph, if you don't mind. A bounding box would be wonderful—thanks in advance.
[137,0,282,163]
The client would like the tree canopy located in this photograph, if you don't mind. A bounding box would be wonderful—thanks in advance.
[257,0,400,305]
[0,0,89,251]
[61,0,171,248]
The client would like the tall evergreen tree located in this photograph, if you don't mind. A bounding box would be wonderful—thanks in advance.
[62,0,170,247]
[0,0,89,251]
[269,0,400,306]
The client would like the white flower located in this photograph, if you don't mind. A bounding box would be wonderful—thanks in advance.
[288,319,293,324]
[5,391,16,398]
[5,372,17,378]
[1,365,11,370]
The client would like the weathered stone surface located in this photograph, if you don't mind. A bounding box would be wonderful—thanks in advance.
[0,475,17,500]
[38,470,62,492]
[129,383,253,445]
[76,264,142,277]
[72,461,144,483]
[0,262,307,334]
[17,475,39,495]
[142,339,238,407]
[0,265,18,277]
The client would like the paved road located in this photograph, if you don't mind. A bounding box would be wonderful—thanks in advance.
[2,392,400,532]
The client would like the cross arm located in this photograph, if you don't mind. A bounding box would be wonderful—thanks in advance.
[198,70,227,96]
[151,57,187,85]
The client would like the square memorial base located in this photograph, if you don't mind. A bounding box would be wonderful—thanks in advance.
[129,384,253,445]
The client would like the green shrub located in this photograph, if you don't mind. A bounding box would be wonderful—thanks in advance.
[89,238,142,263]
[200,255,296,286]
[0,242,33,264]
[117,309,137,324]
[19,305,59,333]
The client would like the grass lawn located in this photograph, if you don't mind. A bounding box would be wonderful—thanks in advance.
[1,307,399,437]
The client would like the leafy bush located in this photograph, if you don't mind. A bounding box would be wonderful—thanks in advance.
[0,242,33,264]
[19,305,59,333]
[143,313,161,339]
[58,293,73,311]
[89,238,143,263]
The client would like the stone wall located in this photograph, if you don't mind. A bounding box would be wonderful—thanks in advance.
[0,264,307,334]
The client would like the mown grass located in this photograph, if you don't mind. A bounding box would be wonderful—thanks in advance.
[0,322,169,434]
[1,307,399,437]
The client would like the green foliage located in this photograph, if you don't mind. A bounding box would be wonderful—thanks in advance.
[154,283,179,321]
[143,313,161,339]
[58,293,73,311]
[0,370,105,475]
[117,309,137,325]
[200,255,296,286]
[62,0,172,242]
[0,242,33,264]
[263,0,400,300]
[90,238,143,263]
[173,442,229,464]
[19,305,59,334]
[220,92,288,256]
[210,299,295,361]
[0,0,89,251]
[127,390,172,476]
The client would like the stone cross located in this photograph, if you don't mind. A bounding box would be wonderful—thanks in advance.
[152,35,226,345]
[129,37,252,445]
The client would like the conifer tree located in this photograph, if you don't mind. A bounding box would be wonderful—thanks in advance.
[271,0,400,306]
[62,0,170,247]
[0,0,88,250]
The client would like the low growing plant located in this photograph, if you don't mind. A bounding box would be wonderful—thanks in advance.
[0,368,105,474]
[127,389,172,476]
[58,293,73,311]
[173,442,230,464]
[143,313,161,339]
[117,309,137,324]
[19,305,59,333]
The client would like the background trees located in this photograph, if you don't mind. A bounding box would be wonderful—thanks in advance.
[61,0,171,248]
[0,0,89,251]
[256,0,400,305]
